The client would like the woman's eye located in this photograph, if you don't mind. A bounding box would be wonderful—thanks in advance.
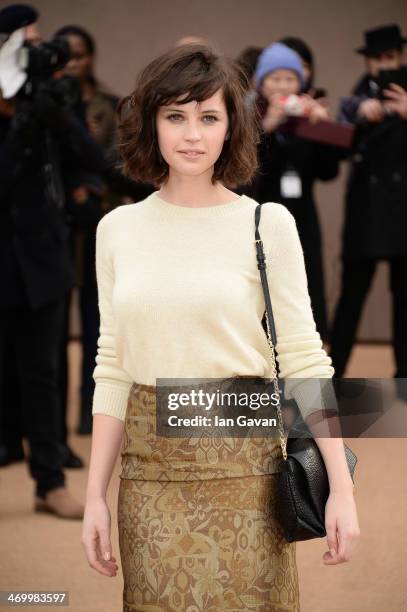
[166,114,218,123]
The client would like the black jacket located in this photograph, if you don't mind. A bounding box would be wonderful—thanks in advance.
[339,67,407,259]
[0,108,109,310]
[238,129,340,249]
[65,93,155,290]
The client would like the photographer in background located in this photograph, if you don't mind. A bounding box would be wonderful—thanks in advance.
[0,4,114,518]
[53,24,154,437]
[329,25,407,401]
[239,42,340,342]
[0,5,41,470]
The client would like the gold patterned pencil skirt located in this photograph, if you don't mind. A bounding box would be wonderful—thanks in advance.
[118,382,301,612]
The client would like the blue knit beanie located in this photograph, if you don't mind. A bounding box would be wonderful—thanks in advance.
[254,42,304,91]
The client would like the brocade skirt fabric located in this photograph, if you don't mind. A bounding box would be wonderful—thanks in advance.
[117,382,301,611]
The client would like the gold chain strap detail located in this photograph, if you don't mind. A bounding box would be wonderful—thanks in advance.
[264,298,288,461]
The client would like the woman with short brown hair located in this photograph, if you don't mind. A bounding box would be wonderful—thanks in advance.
[81,43,359,611]
[116,42,260,188]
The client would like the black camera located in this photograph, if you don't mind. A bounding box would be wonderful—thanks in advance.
[25,37,70,79]
[373,68,407,101]
[0,29,80,107]
[18,38,81,107]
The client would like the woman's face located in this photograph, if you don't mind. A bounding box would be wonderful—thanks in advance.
[156,88,230,179]
[63,34,93,81]
[261,69,301,99]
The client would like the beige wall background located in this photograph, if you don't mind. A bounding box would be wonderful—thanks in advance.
[34,0,407,342]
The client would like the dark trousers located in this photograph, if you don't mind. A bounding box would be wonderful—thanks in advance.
[329,256,407,378]
[302,234,328,342]
[0,297,66,497]
[288,201,328,342]
[1,333,24,451]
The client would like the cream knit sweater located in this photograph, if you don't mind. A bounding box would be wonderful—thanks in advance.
[92,191,336,422]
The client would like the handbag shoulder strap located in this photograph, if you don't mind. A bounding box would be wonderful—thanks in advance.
[255,203,288,460]
[254,203,278,349]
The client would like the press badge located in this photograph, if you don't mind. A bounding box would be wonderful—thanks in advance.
[280,171,302,198]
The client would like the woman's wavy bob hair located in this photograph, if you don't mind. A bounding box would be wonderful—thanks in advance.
[117,43,261,188]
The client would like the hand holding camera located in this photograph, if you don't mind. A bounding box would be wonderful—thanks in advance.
[262,94,287,132]
[263,93,329,132]
[382,82,407,119]
[357,98,386,122]
[357,84,407,122]
[357,68,407,122]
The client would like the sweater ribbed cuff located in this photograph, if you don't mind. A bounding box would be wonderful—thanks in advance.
[285,378,339,420]
[92,382,133,422]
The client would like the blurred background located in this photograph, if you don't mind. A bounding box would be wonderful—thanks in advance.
[33,0,407,342]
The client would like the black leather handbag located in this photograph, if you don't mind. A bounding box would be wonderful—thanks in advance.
[254,203,358,543]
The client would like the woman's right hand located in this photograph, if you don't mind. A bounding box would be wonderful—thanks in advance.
[262,96,287,132]
[81,497,119,577]
[302,95,330,123]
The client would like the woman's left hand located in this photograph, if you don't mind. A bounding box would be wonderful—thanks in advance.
[302,95,330,123]
[323,488,360,565]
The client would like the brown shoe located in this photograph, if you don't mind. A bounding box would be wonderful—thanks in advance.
[34,486,84,520]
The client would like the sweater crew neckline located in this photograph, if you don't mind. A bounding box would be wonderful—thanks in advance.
[146,191,250,217]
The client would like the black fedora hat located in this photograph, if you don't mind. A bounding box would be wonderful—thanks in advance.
[356,24,407,56]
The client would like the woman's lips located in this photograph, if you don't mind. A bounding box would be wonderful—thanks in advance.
[178,151,205,158]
